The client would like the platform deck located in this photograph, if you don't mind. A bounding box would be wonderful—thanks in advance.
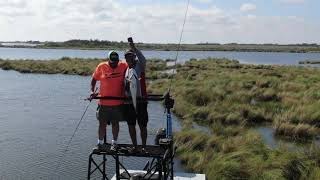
[92,144,167,158]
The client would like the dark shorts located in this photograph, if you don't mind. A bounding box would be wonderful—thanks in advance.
[123,102,148,127]
[96,105,123,125]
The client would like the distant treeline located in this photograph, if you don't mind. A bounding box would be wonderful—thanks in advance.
[197,42,319,46]
[1,39,320,53]
[38,40,320,53]
[41,39,129,49]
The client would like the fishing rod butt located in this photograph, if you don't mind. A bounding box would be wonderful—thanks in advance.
[164,92,174,109]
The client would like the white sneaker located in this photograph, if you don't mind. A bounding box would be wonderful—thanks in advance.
[110,141,118,151]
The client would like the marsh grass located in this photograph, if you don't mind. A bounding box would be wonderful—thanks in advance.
[175,128,320,179]
[150,58,320,140]
[148,58,320,179]
[0,57,99,75]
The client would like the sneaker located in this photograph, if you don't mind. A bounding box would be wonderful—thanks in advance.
[128,146,138,154]
[110,143,118,151]
[141,147,149,154]
[94,143,104,151]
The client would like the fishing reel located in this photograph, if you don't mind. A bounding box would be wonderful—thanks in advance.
[155,128,173,147]
[154,128,166,145]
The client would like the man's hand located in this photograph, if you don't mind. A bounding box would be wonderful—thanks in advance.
[128,37,136,50]
[88,91,98,101]
[129,42,135,49]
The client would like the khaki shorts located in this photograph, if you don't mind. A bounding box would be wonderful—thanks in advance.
[96,105,123,125]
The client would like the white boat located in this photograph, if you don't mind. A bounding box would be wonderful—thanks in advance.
[111,170,206,180]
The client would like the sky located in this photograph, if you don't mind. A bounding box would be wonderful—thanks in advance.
[0,0,319,44]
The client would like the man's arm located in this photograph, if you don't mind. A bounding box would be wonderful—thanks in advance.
[91,78,97,93]
[130,42,146,71]
[90,78,98,100]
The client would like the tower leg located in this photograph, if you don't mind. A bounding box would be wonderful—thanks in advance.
[103,154,106,180]
[103,131,107,179]
[87,154,93,180]
[115,155,120,180]
[170,157,174,180]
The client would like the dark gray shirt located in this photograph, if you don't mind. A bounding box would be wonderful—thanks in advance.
[124,49,146,100]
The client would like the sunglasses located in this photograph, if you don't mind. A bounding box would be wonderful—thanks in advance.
[109,54,119,62]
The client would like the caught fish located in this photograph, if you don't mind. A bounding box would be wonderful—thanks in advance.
[125,68,141,112]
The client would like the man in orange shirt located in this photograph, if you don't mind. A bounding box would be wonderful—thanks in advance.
[90,51,128,151]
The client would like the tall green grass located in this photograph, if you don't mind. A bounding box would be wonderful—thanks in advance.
[148,58,320,179]
[150,58,320,140]
[175,129,319,179]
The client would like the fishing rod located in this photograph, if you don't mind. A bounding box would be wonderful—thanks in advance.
[165,0,190,139]
[54,88,98,176]
[168,0,190,92]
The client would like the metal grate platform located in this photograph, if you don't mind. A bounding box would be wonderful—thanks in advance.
[92,144,167,158]
[88,143,175,180]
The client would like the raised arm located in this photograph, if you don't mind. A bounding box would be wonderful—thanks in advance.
[129,40,146,72]
[135,48,146,71]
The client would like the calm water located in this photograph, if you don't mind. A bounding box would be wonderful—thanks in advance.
[1,47,320,65]
[0,69,183,180]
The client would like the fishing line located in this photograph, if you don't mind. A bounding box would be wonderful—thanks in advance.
[162,0,190,128]
[125,4,134,45]
[54,89,98,175]
[168,0,190,92]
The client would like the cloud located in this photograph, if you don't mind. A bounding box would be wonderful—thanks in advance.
[0,0,27,8]
[240,3,257,12]
[0,0,35,17]
[0,0,318,44]
[279,0,306,4]
[194,0,212,3]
